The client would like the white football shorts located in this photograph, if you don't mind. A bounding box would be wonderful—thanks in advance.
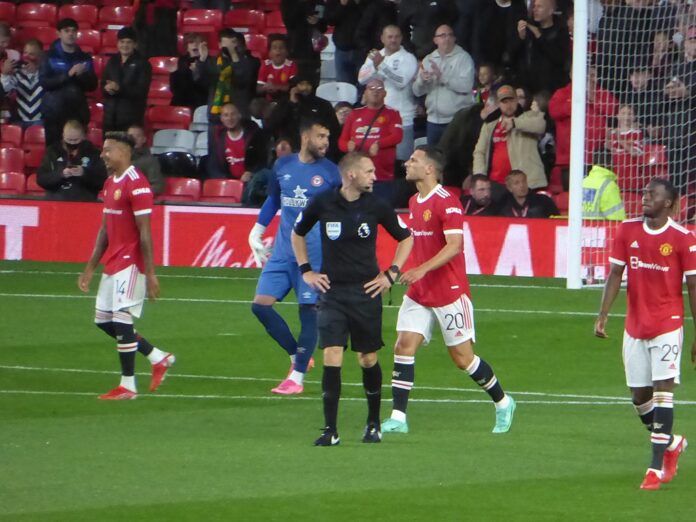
[396,294,476,347]
[622,327,683,387]
[96,265,146,318]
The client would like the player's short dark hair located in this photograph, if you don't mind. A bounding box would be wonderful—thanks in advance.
[649,177,679,207]
[470,173,491,187]
[299,119,328,135]
[415,145,444,173]
[338,151,370,176]
[267,33,287,51]
[104,131,135,150]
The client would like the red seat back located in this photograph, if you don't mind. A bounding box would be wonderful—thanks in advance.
[0,172,26,195]
[553,191,569,215]
[224,9,266,33]
[163,177,201,202]
[77,29,101,54]
[25,173,44,196]
[201,179,244,203]
[149,56,179,81]
[100,30,118,55]
[147,106,193,131]
[180,9,223,33]
[58,5,98,29]
[244,33,268,60]
[0,148,25,174]
[97,6,134,30]
[147,79,174,106]
[0,2,16,24]
[16,3,57,28]
[0,124,23,148]
[17,26,57,50]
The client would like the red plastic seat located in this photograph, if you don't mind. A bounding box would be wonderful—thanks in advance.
[23,125,45,170]
[97,6,134,30]
[77,29,101,54]
[100,30,118,55]
[0,124,23,148]
[88,101,104,127]
[224,9,266,33]
[16,3,57,28]
[87,127,103,148]
[180,9,223,34]
[0,148,25,174]
[161,177,201,202]
[244,33,268,60]
[25,173,44,196]
[201,179,244,204]
[147,79,174,106]
[553,191,569,215]
[91,55,106,79]
[17,26,57,50]
[149,56,179,81]
[0,172,26,195]
[264,10,285,31]
[147,106,192,131]
[0,2,16,24]
[258,0,282,12]
[101,0,133,6]
[58,4,98,29]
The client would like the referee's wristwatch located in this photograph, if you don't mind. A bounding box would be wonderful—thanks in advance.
[384,265,400,285]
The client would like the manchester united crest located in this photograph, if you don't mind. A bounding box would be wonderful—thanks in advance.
[659,243,673,256]
[114,189,122,201]
[423,209,432,222]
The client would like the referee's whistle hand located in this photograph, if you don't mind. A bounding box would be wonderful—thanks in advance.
[303,272,330,293]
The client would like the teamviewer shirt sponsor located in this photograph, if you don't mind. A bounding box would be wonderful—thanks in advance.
[101,166,154,275]
[609,218,696,339]
[406,184,470,307]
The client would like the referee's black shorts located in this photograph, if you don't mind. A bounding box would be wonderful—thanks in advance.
[317,283,383,353]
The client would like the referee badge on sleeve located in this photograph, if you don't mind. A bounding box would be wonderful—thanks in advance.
[326,222,341,240]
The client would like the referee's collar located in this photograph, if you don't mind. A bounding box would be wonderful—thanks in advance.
[336,186,370,206]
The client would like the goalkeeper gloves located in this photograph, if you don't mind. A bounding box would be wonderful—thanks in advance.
[248,223,271,266]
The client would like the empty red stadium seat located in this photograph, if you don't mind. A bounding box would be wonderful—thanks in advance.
[23,125,45,170]
[100,30,118,54]
[89,101,104,127]
[0,124,23,148]
[258,0,283,12]
[16,3,57,28]
[265,10,284,30]
[17,26,57,50]
[162,177,201,202]
[553,191,569,215]
[149,56,179,81]
[201,179,244,204]
[180,9,223,33]
[224,9,266,33]
[0,2,16,24]
[97,6,134,30]
[147,106,192,131]
[87,127,103,148]
[0,148,25,174]
[92,55,106,79]
[0,172,25,195]
[77,29,101,54]
[244,33,268,60]
[147,79,174,106]
[25,173,44,197]
[58,4,98,29]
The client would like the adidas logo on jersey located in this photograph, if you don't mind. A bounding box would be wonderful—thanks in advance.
[630,241,639,248]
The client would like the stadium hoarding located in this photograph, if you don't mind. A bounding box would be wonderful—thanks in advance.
[0,200,626,278]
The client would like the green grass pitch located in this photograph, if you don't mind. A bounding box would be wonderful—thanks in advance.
[1,261,694,521]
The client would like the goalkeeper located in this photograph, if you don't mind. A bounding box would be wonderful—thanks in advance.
[247,120,341,395]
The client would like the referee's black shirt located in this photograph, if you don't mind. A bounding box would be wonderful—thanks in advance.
[294,188,411,284]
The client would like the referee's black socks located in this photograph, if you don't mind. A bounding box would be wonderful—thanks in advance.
[322,366,341,431]
[362,362,382,426]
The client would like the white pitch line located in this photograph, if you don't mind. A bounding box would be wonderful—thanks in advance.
[0,364,673,404]
[0,389,637,405]
[0,292,622,317]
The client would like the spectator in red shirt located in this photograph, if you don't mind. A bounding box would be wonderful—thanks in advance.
[257,35,298,102]
[207,102,270,182]
[339,78,403,201]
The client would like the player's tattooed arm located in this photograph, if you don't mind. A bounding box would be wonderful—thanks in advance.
[686,275,696,366]
[78,215,108,293]
[595,263,625,338]
[135,214,160,300]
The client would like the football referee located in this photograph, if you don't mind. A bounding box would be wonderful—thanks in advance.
[292,152,413,446]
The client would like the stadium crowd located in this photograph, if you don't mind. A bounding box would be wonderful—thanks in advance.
[0,0,695,219]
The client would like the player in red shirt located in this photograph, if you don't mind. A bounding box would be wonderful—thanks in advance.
[381,145,516,435]
[256,35,297,102]
[78,132,175,400]
[595,178,696,490]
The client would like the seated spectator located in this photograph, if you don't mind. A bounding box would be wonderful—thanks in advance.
[473,85,547,189]
[500,169,558,218]
[265,73,341,159]
[170,33,214,110]
[412,24,475,146]
[206,102,270,182]
[461,174,501,216]
[512,0,570,94]
[1,39,44,127]
[39,18,97,146]
[582,151,626,221]
[358,24,418,162]
[334,101,353,127]
[473,63,497,105]
[102,27,151,133]
[339,78,403,202]
[257,35,297,102]
[37,120,107,201]
[127,124,165,195]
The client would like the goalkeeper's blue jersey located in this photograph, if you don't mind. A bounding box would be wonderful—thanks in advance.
[262,154,340,263]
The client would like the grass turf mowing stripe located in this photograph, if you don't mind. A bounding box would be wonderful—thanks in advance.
[0,292,624,316]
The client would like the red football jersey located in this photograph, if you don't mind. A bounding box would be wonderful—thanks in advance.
[257,59,297,88]
[224,131,246,179]
[489,120,511,184]
[406,184,470,307]
[101,166,154,275]
[609,218,696,339]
